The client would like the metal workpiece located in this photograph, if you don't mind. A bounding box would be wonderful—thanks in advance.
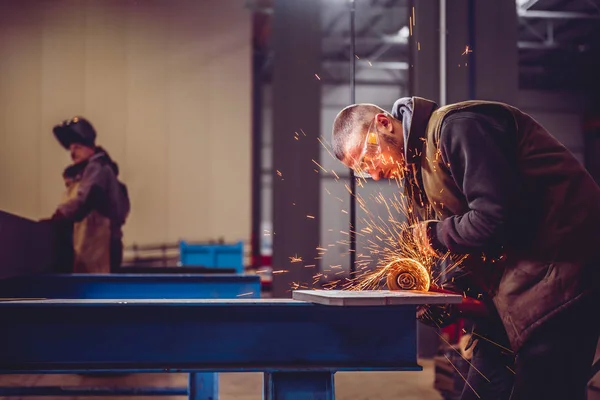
[292,289,463,306]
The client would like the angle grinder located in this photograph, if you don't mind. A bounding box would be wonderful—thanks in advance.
[385,258,431,292]
[385,258,488,327]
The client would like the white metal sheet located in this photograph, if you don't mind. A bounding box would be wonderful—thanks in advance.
[292,290,463,306]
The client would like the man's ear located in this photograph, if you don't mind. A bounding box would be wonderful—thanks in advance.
[375,113,394,134]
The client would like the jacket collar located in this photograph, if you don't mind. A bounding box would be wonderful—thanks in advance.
[62,150,107,179]
[399,97,438,212]
[405,97,438,165]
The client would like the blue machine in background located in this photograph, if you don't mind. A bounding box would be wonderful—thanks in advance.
[179,240,245,274]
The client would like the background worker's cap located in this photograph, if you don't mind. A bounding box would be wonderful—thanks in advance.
[52,116,97,149]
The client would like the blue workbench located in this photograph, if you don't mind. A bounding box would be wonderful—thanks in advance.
[0,273,260,299]
[0,273,261,399]
[0,290,462,399]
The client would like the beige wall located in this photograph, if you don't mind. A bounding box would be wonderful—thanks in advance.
[0,0,252,246]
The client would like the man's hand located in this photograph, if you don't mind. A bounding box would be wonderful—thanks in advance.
[412,221,438,258]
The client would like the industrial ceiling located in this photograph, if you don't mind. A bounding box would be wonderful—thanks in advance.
[249,0,600,91]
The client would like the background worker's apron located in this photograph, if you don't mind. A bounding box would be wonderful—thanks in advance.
[61,179,111,274]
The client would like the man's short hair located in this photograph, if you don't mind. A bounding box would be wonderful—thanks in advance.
[331,103,388,161]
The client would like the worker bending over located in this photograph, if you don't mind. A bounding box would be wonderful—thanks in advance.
[331,97,600,400]
[50,117,130,273]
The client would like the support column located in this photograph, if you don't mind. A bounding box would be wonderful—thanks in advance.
[446,0,519,103]
[271,0,321,298]
[445,0,470,103]
[410,0,440,102]
[263,372,335,400]
[410,0,442,359]
[251,51,264,270]
[189,372,218,400]
[412,0,519,104]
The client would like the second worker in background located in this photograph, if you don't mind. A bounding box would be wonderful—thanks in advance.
[50,116,130,273]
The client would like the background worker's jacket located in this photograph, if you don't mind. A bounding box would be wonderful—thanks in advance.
[55,148,130,273]
[392,97,600,351]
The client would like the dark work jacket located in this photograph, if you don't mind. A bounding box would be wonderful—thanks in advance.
[55,149,130,273]
[394,97,600,351]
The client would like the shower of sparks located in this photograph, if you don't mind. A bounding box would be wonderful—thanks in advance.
[433,324,490,383]
[423,311,489,398]
[318,136,337,160]
[279,137,469,294]
[256,269,270,274]
[312,159,327,172]
[462,45,473,55]
[445,354,481,399]
[470,331,514,354]
[279,125,489,399]
[315,73,321,80]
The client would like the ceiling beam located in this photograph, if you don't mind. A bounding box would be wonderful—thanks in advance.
[322,60,409,70]
[323,35,408,46]
[518,40,590,51]
[518,9,600,20]
[320,79,406,86]
[518,0,540,10]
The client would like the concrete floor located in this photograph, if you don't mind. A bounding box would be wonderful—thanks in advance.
[0,359,443,400]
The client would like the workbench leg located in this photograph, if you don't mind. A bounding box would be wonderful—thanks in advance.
[263,372,335,400]
[189,372,218,400]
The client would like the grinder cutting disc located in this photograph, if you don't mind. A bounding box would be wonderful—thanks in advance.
[385,258,431,292]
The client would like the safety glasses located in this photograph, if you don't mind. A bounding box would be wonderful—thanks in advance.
[351,117,384,179]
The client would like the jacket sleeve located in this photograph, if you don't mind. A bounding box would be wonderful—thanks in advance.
[56,162,106,222]
[427,112,520,255]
